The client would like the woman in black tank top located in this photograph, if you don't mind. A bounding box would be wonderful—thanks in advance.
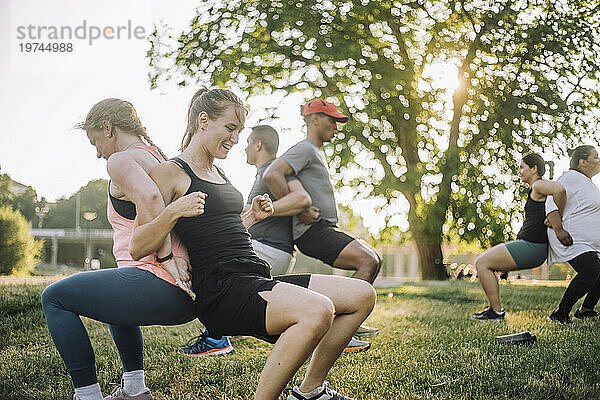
[471,153,567,320]
[130,88,376,400]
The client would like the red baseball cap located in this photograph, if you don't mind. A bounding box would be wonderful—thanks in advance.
[302,99,348,122]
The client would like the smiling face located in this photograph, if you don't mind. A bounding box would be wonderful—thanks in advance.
[86,128,116,159]
[199,105,245,159]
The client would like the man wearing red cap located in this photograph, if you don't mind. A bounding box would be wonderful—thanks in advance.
[264,99,382,358]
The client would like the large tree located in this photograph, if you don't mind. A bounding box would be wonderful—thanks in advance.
[148,0,600,279]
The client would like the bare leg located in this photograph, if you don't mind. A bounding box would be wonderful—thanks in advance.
[474,244,519,312]
[333,239,382,283]
[298,275,376,392]
[255,283,334,400]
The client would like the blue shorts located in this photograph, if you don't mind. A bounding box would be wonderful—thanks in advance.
[505,240,548,269]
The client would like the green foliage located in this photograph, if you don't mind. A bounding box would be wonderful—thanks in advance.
[44,179,111,229]
[2,281,600,399]
[0,206,42,275]
[0,169,46,227]
[0,172,11,206]
[9,187,40,225]
[148,0,600,277]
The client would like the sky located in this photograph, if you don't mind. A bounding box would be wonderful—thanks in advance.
[0,0,592,235]
[0,0,308,203]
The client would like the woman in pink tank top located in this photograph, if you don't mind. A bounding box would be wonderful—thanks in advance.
[41,99,211,400]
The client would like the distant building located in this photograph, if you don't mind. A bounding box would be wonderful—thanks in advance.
[10,179,29,194]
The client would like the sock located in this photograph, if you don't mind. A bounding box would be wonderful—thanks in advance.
[295,384,324,398]
[123,370,146,396]
[74,383,103,400]
[493,309,504,315]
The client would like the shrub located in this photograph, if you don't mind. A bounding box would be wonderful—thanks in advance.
[0,205,42,275]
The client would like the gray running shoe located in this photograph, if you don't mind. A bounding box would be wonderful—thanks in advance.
[355,324,379,337]
[287,381,353,400]
[104,387,153,400]
[343,337,370,353]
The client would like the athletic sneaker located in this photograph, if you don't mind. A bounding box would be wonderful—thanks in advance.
[287,381,353,400]
[178,334,233,356]
[574,308,598,319]
[104,387,153,400]
[343,337,370,353]
[355,324,378,337]
[471,305,492,317]
[548,310,572,324]
[471,306,505,320]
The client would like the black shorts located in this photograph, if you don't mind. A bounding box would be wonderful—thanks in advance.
[295,220,355,266]
[192,257,311,344]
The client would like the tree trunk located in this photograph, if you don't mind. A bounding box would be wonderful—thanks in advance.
[412,228,448,280]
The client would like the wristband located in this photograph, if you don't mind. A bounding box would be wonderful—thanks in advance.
[155,252,174,263]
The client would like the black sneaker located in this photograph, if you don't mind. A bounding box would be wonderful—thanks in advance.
[471,307,505,320]
[548,310,572,324]
[471,306,491,317]
[574,309,598,319]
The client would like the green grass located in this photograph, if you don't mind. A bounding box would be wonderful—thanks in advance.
[1,280,599,399]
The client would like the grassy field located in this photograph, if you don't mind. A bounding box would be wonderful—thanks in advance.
[1,279,599,400]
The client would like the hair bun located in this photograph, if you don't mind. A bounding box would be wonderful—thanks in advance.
[567,148,575,157]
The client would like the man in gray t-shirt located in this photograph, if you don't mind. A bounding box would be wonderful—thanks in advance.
[244,125,312,275]
[264,99,382,286]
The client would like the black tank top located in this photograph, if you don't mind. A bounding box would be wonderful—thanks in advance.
[516,190,548,244]
[170,158,258,270]
[110,195,136,220]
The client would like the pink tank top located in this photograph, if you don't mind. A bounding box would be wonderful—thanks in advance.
[107,145,189,287]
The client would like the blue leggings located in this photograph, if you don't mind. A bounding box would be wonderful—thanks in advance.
[41,267,195,388]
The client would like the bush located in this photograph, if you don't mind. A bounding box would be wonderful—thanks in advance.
[0,205,42,275]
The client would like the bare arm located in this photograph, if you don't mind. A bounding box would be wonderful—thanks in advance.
[106,153,173,259]
[241,194,273,228]
[271,180,311,216]
[546,210,573,246]
[129,192,206,260]
[532,180,567,215]
[129,163,204,258]
[264,158,294,199]
[128,162,201,298]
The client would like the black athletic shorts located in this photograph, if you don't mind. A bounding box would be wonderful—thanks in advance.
[295,219,355,266]
[192,257,311,344]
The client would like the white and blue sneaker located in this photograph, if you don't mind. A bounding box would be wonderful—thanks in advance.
[178,334,233,356]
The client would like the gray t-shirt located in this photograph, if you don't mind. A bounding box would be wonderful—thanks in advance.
[280,138,338,239]
[247,159,296,254]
